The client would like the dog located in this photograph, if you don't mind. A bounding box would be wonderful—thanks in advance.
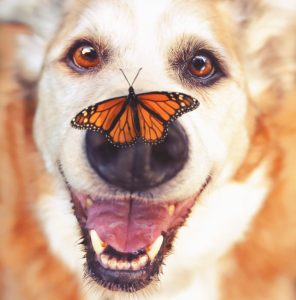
[0,0,295,299]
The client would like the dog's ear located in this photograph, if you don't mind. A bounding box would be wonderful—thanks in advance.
[0,0,71,83]
[229,0,296,110]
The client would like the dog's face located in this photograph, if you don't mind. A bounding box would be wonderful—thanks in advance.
[33,0,253,295]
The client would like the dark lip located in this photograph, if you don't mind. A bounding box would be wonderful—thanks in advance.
[57,160,211,292]
[84,231,175,292]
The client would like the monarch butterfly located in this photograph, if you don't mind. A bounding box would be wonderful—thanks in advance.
[71,69,199,147]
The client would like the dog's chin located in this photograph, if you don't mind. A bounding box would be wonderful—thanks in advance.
[68,177,210,292]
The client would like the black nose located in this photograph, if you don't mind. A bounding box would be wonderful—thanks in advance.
[85,122,188,191]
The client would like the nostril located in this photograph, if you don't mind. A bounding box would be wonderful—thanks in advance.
[85,122,188,191]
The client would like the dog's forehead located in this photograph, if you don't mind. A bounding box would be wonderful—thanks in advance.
[66,0,228,48]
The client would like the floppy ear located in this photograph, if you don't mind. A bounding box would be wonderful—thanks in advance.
[229,0,296,110]
[0,0,71,83]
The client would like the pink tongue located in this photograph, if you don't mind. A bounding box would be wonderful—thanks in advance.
[86,200,172,253]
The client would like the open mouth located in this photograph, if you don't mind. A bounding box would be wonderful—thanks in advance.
[70,177,210,292]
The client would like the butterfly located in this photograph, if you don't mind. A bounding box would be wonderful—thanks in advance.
[71,70,199,147]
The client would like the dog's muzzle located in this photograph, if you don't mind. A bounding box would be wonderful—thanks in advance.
[67,122,209,292]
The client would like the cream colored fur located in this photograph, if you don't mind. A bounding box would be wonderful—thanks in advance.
[0,0,295,299]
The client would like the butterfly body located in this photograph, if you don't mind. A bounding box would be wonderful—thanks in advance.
[105,86,138,133]
[124,86,141,134]
[71,88,199,147]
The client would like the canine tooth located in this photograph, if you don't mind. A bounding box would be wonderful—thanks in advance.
[168,204,175,216]
[85,198,93,208]
[90,230,106,255]
[100,254,109,267]
[147,235,163,261]
[139,255,149,267]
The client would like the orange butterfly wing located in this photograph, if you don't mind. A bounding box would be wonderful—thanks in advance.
[71,96,138,145]
[107,104,138,145]
[71,91,199,146]
[136,92,199,143]
[137,104,165,142]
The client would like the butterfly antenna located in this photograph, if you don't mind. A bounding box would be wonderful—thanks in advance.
[131,68,142,86]
[119,69,132,87]
[119,68,143,87]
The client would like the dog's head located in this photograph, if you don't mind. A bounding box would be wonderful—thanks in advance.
[34,1,250,292]
[2,0,295,296]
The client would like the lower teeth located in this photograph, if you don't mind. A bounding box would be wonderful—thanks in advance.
[89,230,163,271]
[99,253,149,271]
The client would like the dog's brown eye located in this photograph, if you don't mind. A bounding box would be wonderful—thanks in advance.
[73,45,101,68]
[189,55,214,78]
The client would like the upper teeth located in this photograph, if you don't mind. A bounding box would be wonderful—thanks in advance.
[90,230,106,255]
[146,235,164,261]
[85,198,93,208]
[168,204,175,216]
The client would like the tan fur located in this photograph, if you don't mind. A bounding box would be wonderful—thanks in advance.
[0,1,295,299]
[221,89,296,300]
[0,25,80,300]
